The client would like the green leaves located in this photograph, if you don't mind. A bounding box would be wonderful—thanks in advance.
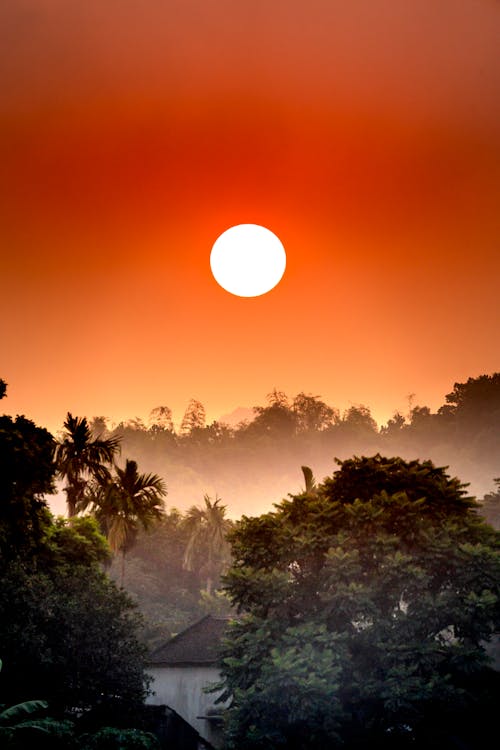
[219,455,500,749]
[0,700,49,725]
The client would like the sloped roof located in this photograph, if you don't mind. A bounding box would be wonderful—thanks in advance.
[149,615,230,666]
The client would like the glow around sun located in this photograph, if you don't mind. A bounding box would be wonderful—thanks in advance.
[210,224,286,297]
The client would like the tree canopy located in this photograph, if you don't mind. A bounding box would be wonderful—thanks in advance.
[55,413,121,517]
[0,413,151,720]
[219,455,500,750]
[0,414,55,559]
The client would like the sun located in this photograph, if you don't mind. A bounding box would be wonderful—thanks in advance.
[210,224,286,297]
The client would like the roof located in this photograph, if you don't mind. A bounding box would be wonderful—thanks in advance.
[149,615,230,666]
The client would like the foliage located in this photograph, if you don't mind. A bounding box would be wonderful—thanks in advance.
[482,478,500,530]
[0,414,55,560]
[0,409,150,716]
[148,405,174,432]
[180,398,206,435]
[83,458,166,584]
[97,373,500,518]
[0,659,158,749]
[183,495,233,594]
[79,727,159,750]
[0,556,149,715]
[219,455,500,749]
[292,392,338,433]
[55,413,121,516]
[108,509,210,647]
[0,659,73,749]
[442,373,500,423]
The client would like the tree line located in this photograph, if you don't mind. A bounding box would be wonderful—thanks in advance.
[82,374,500,518]
[1,374,499,749]
[49,374,500,645]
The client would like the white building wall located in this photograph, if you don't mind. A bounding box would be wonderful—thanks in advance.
[147,665,224,747]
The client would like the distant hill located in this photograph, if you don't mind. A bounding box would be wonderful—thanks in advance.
[218,406,254,427]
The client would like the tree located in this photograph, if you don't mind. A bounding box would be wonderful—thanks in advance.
[85,459,166,586]
[116,509,209,648]
[292,392,338,433]
[148,406,174,432]
[183,495,232,595]
[55,413,121,517]
[0,414,55,560]
[339,404,378,435]
[481,478,500,530]
[300,465,316,494]
[441,373,500,424]
[0,518,150,717]
[247,390,297,440]
[0,379,7,399]
[180,399,206,435]
[219,455,500,750]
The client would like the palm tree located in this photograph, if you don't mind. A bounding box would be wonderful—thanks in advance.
[87,459,166,586]
[301,465,317,494]
[55,413,121,517]
[183,495,232,595]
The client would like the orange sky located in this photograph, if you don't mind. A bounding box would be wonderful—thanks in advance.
[1,0,499,434]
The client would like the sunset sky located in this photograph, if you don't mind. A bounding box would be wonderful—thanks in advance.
[2,0,499,434]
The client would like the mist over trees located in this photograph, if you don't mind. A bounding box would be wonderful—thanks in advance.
[83,373,500,518]
[1,373,499,748]
[88,372,500,646]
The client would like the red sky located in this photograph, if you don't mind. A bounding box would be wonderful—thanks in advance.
[1,0,499,433]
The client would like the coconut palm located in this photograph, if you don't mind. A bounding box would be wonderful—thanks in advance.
[87,459,166,585]
[301,465,317,493]
[183,495,232,595]
[55,413,121,517]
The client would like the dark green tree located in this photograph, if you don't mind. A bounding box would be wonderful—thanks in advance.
[0,414,55,560]
[0,408,151,719]
[220,455,500,750]
[0,514,149,716]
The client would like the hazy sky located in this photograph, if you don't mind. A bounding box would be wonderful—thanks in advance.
[2,1,499,433]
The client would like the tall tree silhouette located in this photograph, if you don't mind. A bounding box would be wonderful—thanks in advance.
[55,413,121,517]
[180,399,206,435]
[183,495,232,595]
[87,459,166,585]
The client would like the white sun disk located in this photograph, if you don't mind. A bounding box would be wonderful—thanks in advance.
[210,224,286,297]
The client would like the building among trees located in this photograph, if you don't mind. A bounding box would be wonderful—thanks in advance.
[147,615,229,748]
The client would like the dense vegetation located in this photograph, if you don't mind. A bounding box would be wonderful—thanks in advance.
[102,374,500,642]
[1,373,499,748]
[0,388,159,748]
[80,374,500,520]
[219,455,500,749]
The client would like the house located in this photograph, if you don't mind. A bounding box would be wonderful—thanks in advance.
[147,615,230,749]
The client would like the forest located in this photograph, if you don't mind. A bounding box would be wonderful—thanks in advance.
[59,374,500,645]
[77,374,500,519]
[0,373,499,749]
